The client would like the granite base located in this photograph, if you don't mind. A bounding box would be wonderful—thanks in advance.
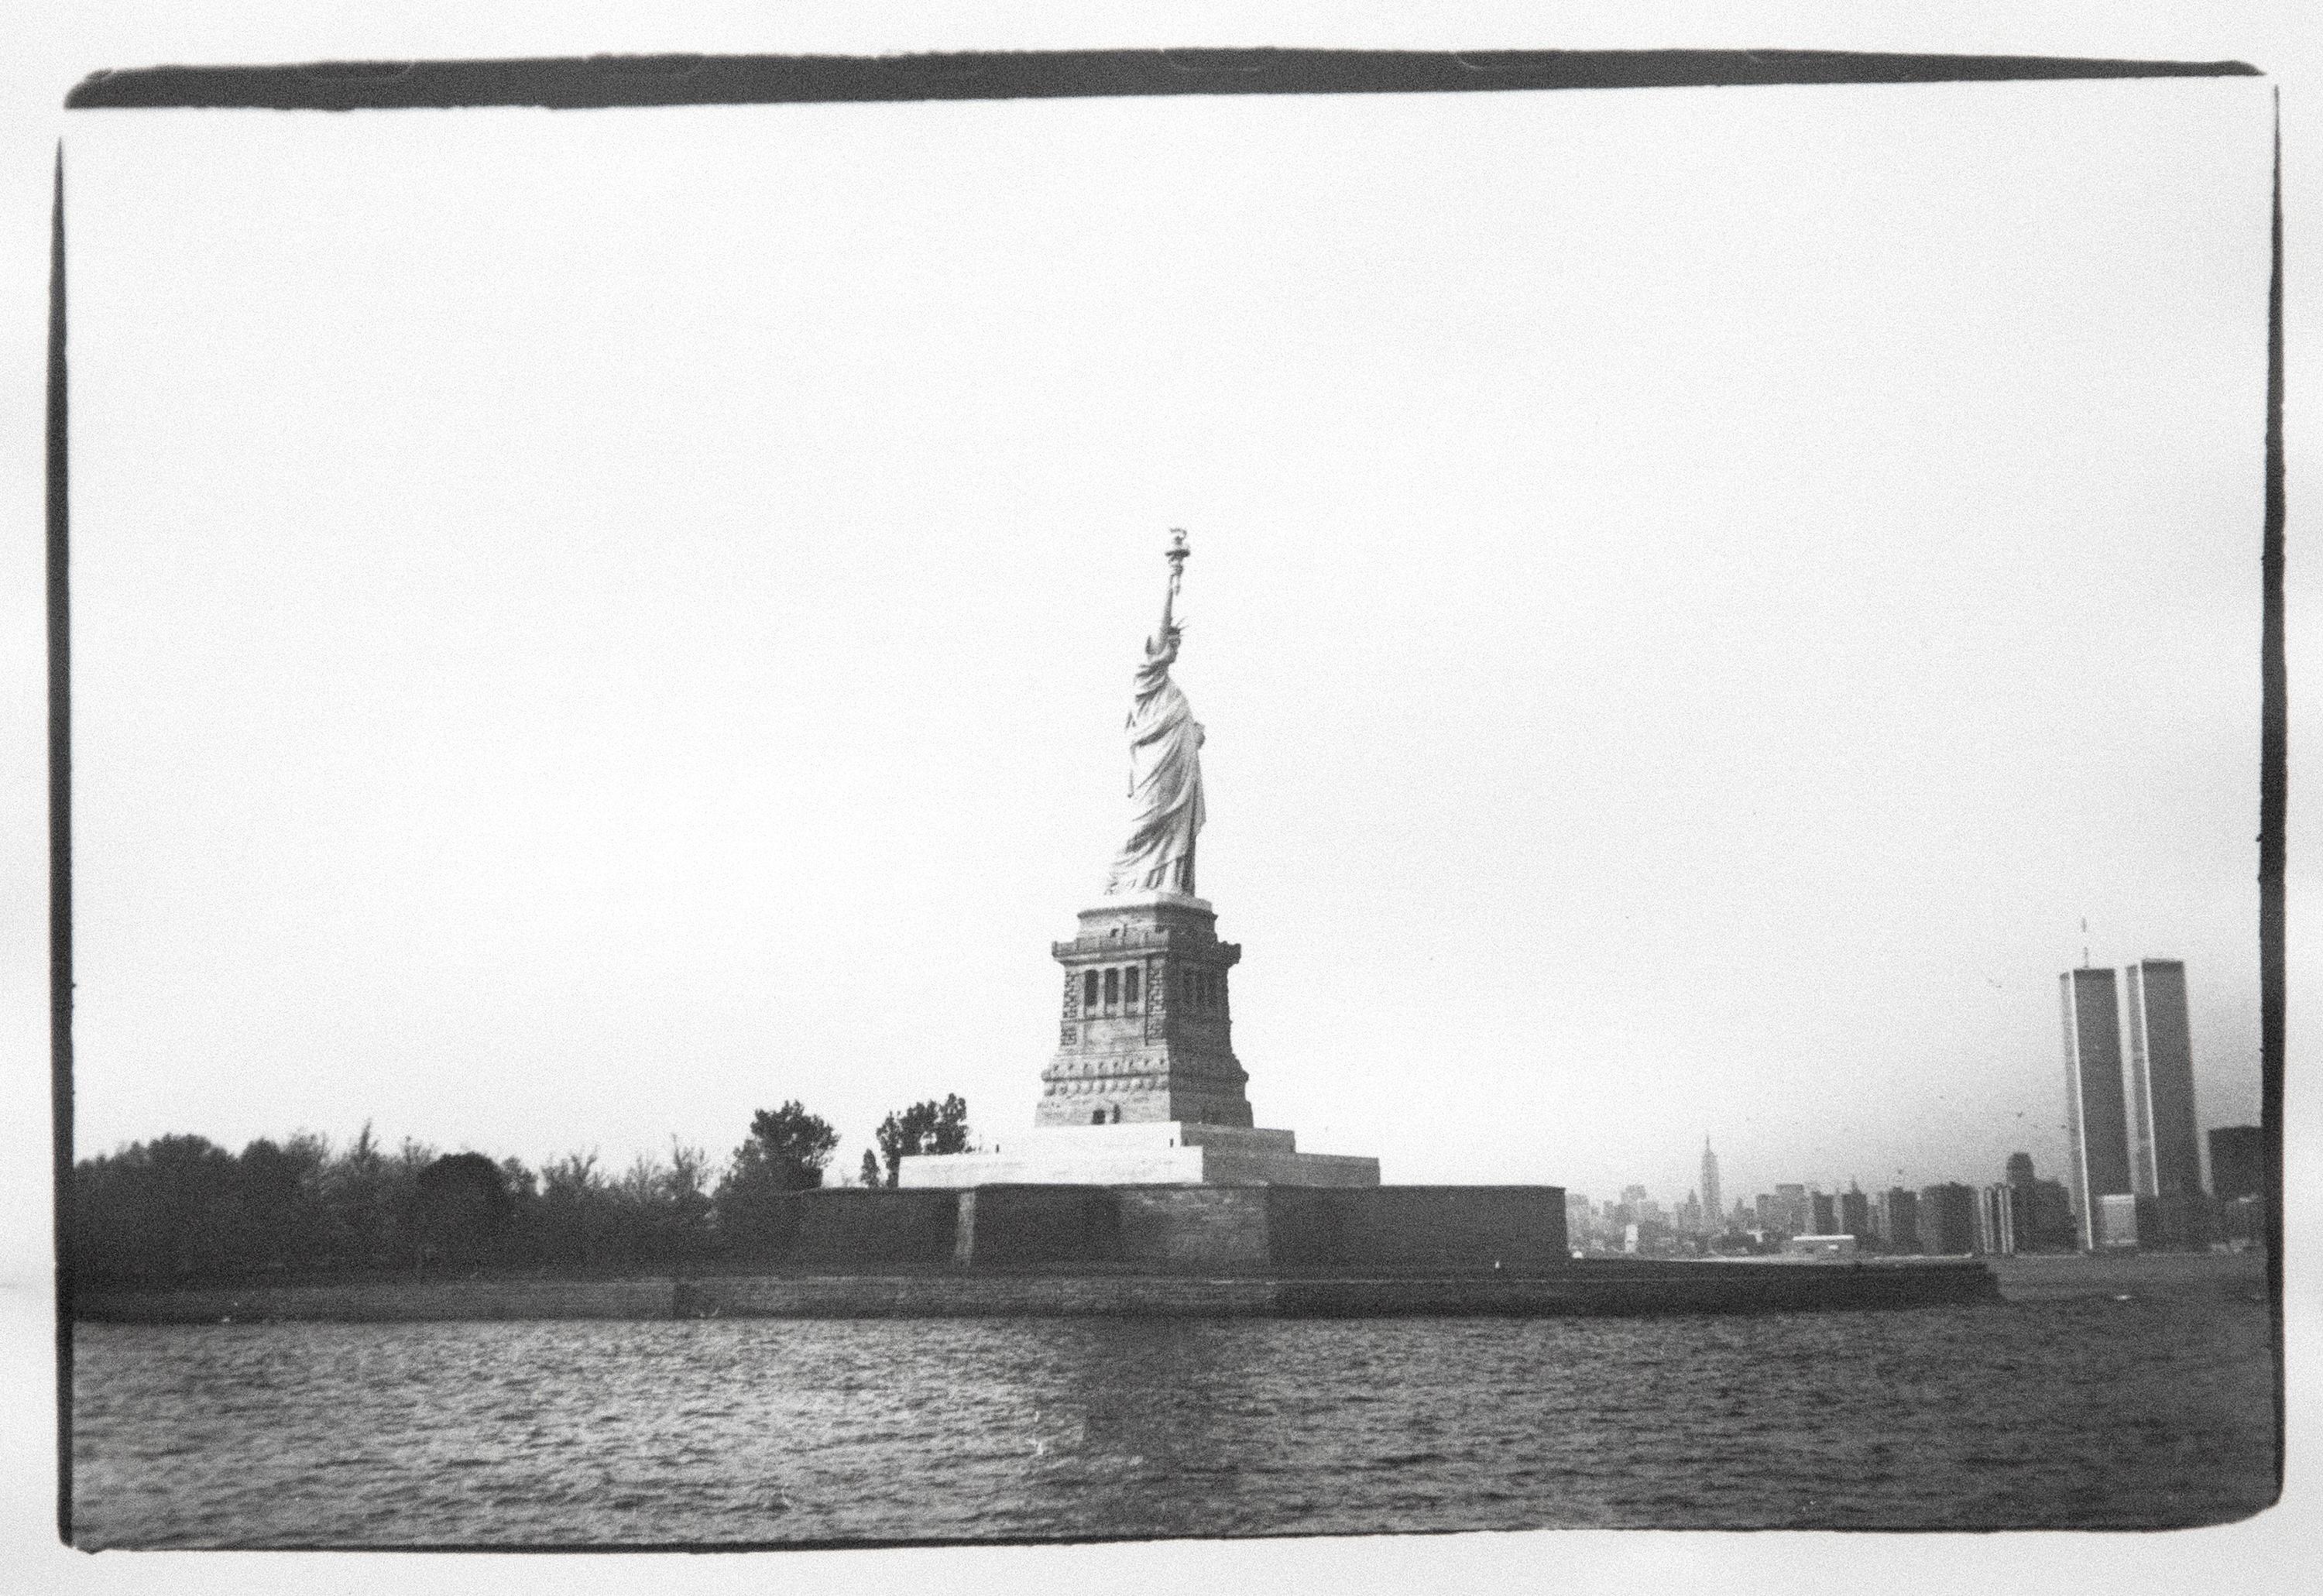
[897,1121,1380,1188]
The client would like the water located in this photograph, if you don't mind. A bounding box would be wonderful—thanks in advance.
[70,1255,2277,1545]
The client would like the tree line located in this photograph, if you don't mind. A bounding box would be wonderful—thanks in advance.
[71,1096,972,1287]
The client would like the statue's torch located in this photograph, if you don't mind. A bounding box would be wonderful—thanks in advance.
[1160,527,1190,639]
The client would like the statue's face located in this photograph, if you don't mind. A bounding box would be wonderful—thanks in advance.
[1148,628,1181,664]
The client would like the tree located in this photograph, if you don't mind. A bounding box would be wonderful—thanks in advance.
[374,1137,442,1266]
[662,1141,716,1261]
[129,1134,241,1278]
[495,1155,544,1265]
[412,1152,512,1268]
[612,1141,717,1267]
[928,1095,971,1157]
[537,1151,615,1269]
[230,1134,331,1272]
[858,1149,880,1189]
[715,1102,840,1252]
[73,1134,237,1283]
[320,1121,392,1267]
[874,1095,971,1187]
[733,1103,839,1191]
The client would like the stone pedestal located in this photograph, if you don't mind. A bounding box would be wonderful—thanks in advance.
[902,887,1381,1189]
[1038,891,1252,1127]
[897,1121,1381,1189]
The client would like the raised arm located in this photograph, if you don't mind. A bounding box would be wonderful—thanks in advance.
[1149,528,1191,658]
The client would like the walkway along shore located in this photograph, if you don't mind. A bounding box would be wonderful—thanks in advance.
[77,1257,2003,1323]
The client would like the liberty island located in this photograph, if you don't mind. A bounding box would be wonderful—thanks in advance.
[74,531,2006,1308]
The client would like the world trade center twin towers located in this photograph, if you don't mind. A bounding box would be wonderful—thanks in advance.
[2058,959,2201,1251]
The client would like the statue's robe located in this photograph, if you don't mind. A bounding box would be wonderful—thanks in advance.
[1105,649,1205,895]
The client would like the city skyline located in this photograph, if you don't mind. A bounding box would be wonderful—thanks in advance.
[1564,1125,2259,1258]
[1566,1019,2263,1234]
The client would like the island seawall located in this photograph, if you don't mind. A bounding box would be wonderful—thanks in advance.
[79,1263,2001,1325]
[74,1186,2005,1320]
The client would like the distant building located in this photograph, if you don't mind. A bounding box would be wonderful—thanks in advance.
[2208,1125,2263,1201]
[2061,966,2135,1251]
[2124,959,2202,1200]
[1872,1186,1920,1253]
[2025,1179,2076,1251]
[1564,1192,1597,1250]
[1784,1234,1857,1258]
[2215,1196,2266,1251]
[1774,1183,1809,1237]
[1810,1191,1837,1235]
[2135,1193,2214,1253]
[1975,1184,2018,1256]
[1837,1186,1869,1241]
[1918,1182,1978,1254]
[1700,1138,1722,1228]
[1622,1217,1676,1256]
[2096,1193,2140,1250]
[2000,1153,2036,1251]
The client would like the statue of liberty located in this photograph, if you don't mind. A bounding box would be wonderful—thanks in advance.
[1105,530,1206,897]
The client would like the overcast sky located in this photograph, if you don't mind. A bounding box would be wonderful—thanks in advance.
[64,76,2272,1204]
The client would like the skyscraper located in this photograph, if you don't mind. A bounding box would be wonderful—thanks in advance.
[1837,1185,1869,1241]
[2061,966,2133,1251]
[1919,1182,1980,1254]
[2123,959,2201,1199]
[1876,1186,1920,1252]
[1678,1189,1704,1235]
[1975,1184,2019,1255]
[2004,1152,2068,1251]
[2025,1179,2076,1250]
[1775,1183,1809,1236]
[2208,1125,2263,1201]
[1700,1138,1721,1230]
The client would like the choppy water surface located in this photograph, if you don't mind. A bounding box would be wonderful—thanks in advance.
[73,1254,2276,1545]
